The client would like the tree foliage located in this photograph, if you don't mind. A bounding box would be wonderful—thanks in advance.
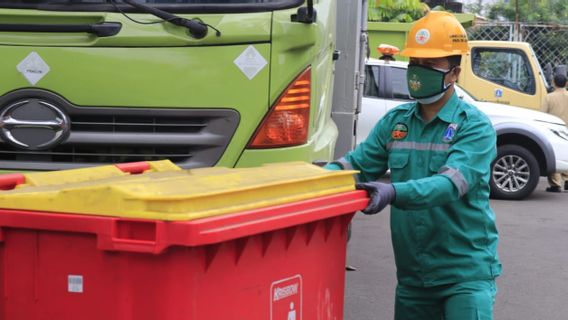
[464,0,484,16]
[483,0,567,24]
[368,0,430,22]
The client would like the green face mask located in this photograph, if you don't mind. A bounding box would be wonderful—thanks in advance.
[406,64,453,103]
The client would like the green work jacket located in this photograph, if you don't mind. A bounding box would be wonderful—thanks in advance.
[342,92,501,287]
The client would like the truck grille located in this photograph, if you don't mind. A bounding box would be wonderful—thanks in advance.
[0,89,240,171]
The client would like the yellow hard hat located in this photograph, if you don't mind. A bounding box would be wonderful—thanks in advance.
[400,11,469,58]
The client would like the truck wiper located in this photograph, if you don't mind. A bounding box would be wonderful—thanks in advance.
[119,0,208,39]
[0,22,122,37]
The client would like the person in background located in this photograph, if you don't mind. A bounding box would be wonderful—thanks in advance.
[326,11,501,320]
[541,73,568,193]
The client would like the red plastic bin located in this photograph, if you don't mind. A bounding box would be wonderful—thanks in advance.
[0,190,367,320]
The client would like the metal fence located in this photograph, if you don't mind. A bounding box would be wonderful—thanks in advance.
[467,22,568,72]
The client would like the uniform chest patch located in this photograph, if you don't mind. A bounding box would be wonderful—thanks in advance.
[392,123,408,140]
[442,123,458,143]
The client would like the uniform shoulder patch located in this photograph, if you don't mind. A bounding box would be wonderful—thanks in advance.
[442,123,458,143]
[392,123,408,140]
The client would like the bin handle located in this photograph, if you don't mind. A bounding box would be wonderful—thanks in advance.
[115,162,151,174]
[0,173,26,190]
[107,238,161,254]
[98,219,167,254]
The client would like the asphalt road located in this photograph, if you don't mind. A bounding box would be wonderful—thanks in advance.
[344,178,568,320]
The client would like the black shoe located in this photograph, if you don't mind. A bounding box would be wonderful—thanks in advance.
[565,182,568,191]
[546,186,562,193]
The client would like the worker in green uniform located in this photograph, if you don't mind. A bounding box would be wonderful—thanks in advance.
[326,11,501,320]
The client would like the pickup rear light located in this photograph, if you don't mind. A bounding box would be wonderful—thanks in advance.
[248,67,311,148]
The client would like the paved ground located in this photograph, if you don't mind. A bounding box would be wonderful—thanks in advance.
[344,178,568,320]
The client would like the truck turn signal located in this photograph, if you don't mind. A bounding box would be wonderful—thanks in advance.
[248,67,311,148]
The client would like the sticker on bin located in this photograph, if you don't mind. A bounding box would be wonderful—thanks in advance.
[271,275,302,320]
[68,275,83,293]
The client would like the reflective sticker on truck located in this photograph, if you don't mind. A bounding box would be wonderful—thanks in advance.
[17,52,50,86]
[234,45,267,80]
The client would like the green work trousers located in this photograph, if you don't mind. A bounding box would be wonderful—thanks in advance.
[394,280,497,320]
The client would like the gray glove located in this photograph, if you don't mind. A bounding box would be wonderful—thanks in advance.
[355,182,396,214]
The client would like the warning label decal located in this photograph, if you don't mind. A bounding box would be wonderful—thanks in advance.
[270,275,302,320]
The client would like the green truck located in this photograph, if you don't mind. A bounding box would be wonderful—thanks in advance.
[0,0,366,171]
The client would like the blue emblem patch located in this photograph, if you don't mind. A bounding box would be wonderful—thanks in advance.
[443,123,458,143]
[495,88,503,98]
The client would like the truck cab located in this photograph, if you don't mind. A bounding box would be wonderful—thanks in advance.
[458,41,549,111]
[0,0,366,172]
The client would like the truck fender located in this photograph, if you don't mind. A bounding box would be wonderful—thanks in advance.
[493,122,556,175]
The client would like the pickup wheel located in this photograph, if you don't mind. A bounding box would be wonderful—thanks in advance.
[490,144,540,200]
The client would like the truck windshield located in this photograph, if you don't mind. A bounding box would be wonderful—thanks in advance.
[0,0,302,12]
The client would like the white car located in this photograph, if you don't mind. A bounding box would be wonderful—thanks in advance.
[358,59,568,200]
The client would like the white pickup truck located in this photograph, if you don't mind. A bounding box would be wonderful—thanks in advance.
[358,59,568,200]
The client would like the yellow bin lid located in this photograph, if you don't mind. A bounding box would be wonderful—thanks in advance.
[0,161,356,221]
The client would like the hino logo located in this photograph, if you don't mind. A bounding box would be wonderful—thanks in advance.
[0,99,70,150]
